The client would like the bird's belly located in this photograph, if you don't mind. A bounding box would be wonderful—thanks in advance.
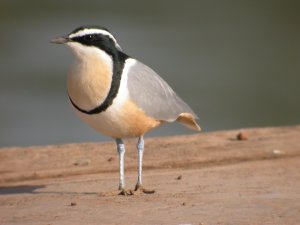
[73,98,162,138]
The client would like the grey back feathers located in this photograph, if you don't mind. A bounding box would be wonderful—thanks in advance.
[127,60,198,122]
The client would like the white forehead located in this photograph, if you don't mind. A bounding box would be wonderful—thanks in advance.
[69,28,118,45]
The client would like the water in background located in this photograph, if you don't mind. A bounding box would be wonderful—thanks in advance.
[0,0,299,147]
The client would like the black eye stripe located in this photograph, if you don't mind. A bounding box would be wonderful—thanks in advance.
[84,34,96,41]
[70,33,119,57]
[72,33,104,43]
[72,34,113,46]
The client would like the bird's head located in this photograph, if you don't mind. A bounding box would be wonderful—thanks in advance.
[51,25,122,58]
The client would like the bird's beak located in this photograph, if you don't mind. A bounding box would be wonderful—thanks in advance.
[50,36,70,44]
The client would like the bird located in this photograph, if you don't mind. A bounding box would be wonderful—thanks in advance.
[51,25,201,195]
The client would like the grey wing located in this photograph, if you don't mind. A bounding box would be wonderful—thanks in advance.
[127,60,198,122]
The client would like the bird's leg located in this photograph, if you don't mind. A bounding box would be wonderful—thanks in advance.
[134,136,155,194]
[136,136,144,187]
[115,138,133,195]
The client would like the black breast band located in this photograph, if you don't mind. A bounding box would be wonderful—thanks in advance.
[69,51,128,115]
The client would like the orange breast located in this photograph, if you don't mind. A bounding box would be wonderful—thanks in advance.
[67,51,112,109]
[114,99,162,138]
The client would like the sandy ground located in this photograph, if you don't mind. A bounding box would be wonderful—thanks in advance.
[0,126,300,225]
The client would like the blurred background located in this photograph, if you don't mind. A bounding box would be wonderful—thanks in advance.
[0,0,299,147]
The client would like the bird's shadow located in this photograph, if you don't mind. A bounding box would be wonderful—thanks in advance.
[0,185,98,196]
[0,185,45,195]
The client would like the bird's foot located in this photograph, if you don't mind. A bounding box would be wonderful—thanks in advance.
[118,185,155,196]
[118,188,134,196]
[134,184,155,194]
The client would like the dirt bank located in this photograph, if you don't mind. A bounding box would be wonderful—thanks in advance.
[0,126,300,225]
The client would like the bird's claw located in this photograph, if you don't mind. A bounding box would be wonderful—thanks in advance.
[134,184,155,194]
[118,188,134,196]
[118,185,155,196]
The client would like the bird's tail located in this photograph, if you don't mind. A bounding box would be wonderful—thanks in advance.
[176,113,201,131]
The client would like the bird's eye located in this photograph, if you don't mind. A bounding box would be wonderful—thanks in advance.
[84,34,96,42]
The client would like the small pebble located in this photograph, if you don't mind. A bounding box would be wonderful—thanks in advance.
[273,149,284,155]
[182,202,186,206]
[237,131,248,140]
[70,202,77,206]
[73,159,91,166]
[176,175,182,180]
[107,157,114,162]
